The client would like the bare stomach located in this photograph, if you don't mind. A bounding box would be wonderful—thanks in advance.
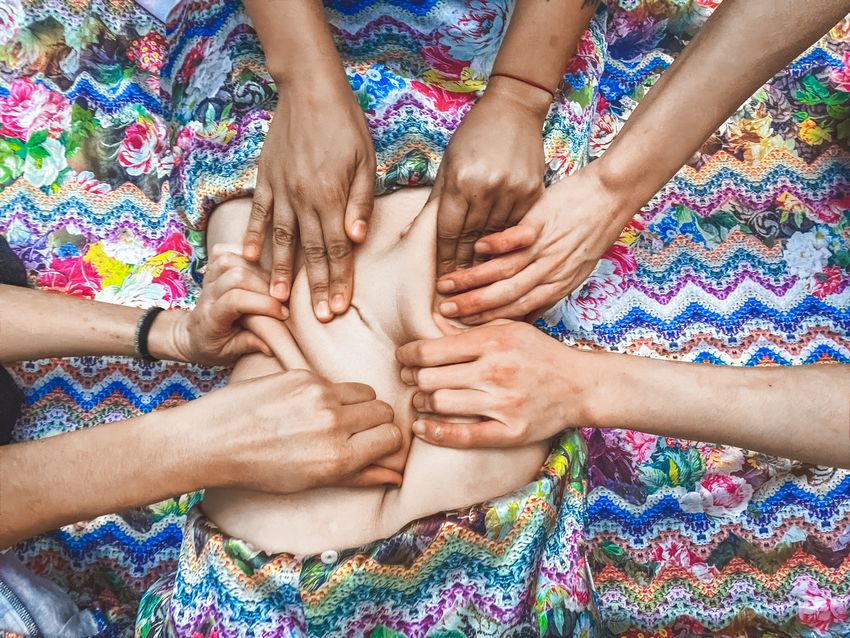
[202,188,549,555]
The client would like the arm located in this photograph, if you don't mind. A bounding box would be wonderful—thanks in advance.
[434,0,598,274]
[0,371,401,547]
[242,0,375,322]
[397,322,850,468]
[0,253,284,364]
[436,0,850,322]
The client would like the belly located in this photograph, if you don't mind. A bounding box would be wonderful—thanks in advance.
[202,188,549,555]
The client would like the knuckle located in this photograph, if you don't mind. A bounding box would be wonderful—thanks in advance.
[250,201,270,223]
[326,240,353,262]
[272,225,296,247]
[302,242,327,264]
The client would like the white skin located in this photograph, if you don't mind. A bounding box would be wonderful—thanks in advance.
[203,188,550,555]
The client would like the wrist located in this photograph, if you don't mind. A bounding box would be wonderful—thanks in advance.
[484,75,553,123]
[146,309,192,363]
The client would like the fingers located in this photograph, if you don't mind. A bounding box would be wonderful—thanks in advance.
[460,282,562,325]
[244,183,273,262]
[224,331,273,358]
[206,262,271,299]
[343,465,403,488]
[344,160,375,244]
[455,196,491,270]
[298,210,333,322]
[333,381,377,405]
[205,251,269,287]
[269,197,298,301]
[399,363,478,393]
[435,191,468,277]
[338,399,395,433]
[441,264,540,320]
[396,332,486,368]
[473,199,513,267]
[412,419,516,448]
[210,289,289,325]
[321,207,354,316]
[412,389,488,415]
[347,422,404,465]
[436,250,532,297]
[474,224,539,256]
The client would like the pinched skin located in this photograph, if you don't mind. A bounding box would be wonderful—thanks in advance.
[202,188,548,555]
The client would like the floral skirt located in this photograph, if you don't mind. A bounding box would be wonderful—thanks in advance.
[135,432,594,638]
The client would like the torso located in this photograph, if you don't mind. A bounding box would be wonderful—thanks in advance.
[202,188,548,555]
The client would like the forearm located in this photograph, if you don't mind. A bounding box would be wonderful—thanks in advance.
[597,0,850,216]
[586,351,850,468]
[0,285,190,363]
[487,0,598,118]
[244,0,347,90]
[0,403,217,547]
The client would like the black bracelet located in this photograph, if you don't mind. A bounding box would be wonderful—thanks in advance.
[134,307,165,361]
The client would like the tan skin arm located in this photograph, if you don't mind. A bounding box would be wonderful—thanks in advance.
[398,322,850,469]
[437,0,850,323]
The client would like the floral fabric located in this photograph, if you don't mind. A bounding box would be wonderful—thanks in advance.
[0,0,848,636]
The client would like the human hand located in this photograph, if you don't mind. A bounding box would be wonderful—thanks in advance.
[396,321,594,448]
[243,80,376,322]
[196,369,403,491]
[435,163,632,324]
[150,248,286,366]
[432,76,550,275]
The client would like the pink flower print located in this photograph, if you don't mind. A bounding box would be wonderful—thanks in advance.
[0,78,70,140]
[792,575,850,632]
[831,51,850,93]
[118,117,166,176]
[680,473,753,518]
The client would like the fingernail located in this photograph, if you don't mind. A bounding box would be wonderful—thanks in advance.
[316,301,331,320]
[436,279,455,294]
[400,367,414,385]
[412,393,424,410]
[353,220,368,240]
[475,241,491,253]
[331,294,346,313]
[439,302,458,317]
[412,420,425,436]
[384,482,401,489]
[272,283,289,300]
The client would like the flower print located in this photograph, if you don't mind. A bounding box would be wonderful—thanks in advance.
[197,120,237,146]
[100,231,155,266]
[75,170,111,194]
[830,17,850,43]
[589,110,618,155]
[156,231,192,257]
[177,41,205,84]
[697,444,745,473]
[621,430,658,465]
[812,265,845,299]
[153,267,186,303]
[96,268,168,306]
[551,259,623,331]
[420,43,468,82]
[798,118,832,146]
[830,52,850,93]
[639,443,705,494]
[0,78,71,140]
[118,116,167,177]
[37,254,101,298]
[410,81,474,113]
[184,43,233,107]
[127,31,166,74]
[650,538,718,583]
[680,473,753,518]
[23,137,67,187]
[442,0,511,77]
[602,243,637,278]
[791,575,850,632]
[783,230,832,280]
[0,0,23,46]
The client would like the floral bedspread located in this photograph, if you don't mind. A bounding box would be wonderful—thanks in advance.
[1,0,849,636]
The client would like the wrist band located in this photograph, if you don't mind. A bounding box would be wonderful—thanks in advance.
[134,307,165,361]
[488,72,556,99]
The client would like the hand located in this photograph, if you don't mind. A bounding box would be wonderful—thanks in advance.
[194,370,403,491]
[435,163,631,324]
[151,248,286,365]
[396,321,594,448]
[432,76,550,276]
[243,80,376,322]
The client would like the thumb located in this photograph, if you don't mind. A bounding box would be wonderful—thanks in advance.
[344,162,375,244]
[226,330,273,358]
[342,465,403,488]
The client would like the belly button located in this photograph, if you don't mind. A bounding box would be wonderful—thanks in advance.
[320,549,339,565]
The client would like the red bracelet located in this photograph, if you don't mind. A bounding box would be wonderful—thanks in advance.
[488,72,556,99]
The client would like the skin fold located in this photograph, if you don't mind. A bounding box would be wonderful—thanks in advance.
[203,188,549,555]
